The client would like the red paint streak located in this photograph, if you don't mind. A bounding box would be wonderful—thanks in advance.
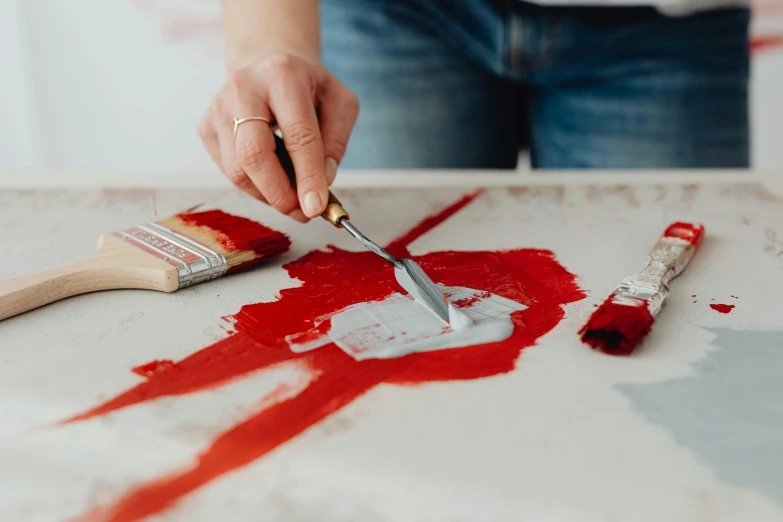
[663,222,705,248]
[131,360,175,379]
[691,295,697,297]
[579,298,655,355]
[452,291,491,308]
[285,318,333,347]
[385,191,480,257]
[64,192,585,522]
[176,210,291,273]
[752,35,783,53]
[710,304,735,314]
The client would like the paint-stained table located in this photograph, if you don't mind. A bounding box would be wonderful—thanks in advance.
[1,173,782,522]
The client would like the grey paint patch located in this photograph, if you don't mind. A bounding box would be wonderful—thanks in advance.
[617,328,783,504]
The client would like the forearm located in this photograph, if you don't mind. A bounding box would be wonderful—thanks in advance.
[222,0,320,70]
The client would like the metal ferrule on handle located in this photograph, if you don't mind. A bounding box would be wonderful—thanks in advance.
[322,192,350,227]
[611,224,704,317]
[114,223,228,288]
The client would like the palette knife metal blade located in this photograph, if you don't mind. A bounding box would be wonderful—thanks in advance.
[273,133,451,323]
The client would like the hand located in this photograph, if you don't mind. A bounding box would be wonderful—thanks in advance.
[198,54,359,223]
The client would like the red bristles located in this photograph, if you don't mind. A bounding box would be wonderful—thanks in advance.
[161,209,291,273]
[578,297,655,355]
[663,222,705,248]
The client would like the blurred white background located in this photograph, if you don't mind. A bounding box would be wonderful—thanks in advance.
[1,0,782,185]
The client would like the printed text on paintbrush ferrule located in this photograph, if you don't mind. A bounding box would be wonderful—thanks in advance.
[114,223,228,288]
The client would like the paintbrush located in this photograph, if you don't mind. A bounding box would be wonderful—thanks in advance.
[0,210,290,321]
[274,134,452,323]
[578,222,705,355]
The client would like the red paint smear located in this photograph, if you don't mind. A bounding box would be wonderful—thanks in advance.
[710,303,735,314]
[579,298,655,355]
[752,35,783,53]
[285,317,332,346]
[384,191,480,258]
[176,210,291,273]
[64,192,585,522]
[131,360,175,379]
[452,291,491,308]
[663,222,705,248]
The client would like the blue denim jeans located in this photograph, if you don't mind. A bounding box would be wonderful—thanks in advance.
[321,0,750,169]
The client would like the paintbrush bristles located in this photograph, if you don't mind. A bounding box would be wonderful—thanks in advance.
[579,299,655,355]
[579,221,705,355]
[158,210,291,273]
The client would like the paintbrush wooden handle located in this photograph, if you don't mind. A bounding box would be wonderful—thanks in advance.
[274,133,349,227]
[0,235,177,322]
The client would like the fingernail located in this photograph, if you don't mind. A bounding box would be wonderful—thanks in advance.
[303,191,323,217]
[287,209,308,223]
[325,157,338,186]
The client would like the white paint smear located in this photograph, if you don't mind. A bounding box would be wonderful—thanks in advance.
[287,286,526,361]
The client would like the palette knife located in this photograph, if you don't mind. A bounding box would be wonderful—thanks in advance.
[273,134,451,323]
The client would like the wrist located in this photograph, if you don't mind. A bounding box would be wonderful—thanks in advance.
[228,45,320,72]
[223,0,320,71]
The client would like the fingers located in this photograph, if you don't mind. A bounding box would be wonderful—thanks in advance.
[201,80,307,223]
[199,56,360,223]
[197,115,223,171]
[215,118,268,203]
[232,112,307,222]
[318,78,360,186]
[199,94,266,203]
[267,58,329,218]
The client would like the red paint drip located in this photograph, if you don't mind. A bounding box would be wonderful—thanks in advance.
[284,318,333,347]
[131,360,175,379]
[710,304,735,314]
[579,298,655,355]
[731,295,739,299]
[64,193,585,522]
[175,210,291,273]
[663,222,705,248]
[752,35,783,53]
[452,291,491,308]
[384,191,480,258]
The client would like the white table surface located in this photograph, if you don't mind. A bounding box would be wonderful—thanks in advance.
[1,171,782,522]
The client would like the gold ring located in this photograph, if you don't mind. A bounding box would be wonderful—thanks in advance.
[232,117,273,137]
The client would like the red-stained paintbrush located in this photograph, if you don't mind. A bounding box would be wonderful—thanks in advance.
[579,222,705,355]
[0,210,290,321]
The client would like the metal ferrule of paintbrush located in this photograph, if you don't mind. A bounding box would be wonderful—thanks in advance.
[609,222,705,317]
